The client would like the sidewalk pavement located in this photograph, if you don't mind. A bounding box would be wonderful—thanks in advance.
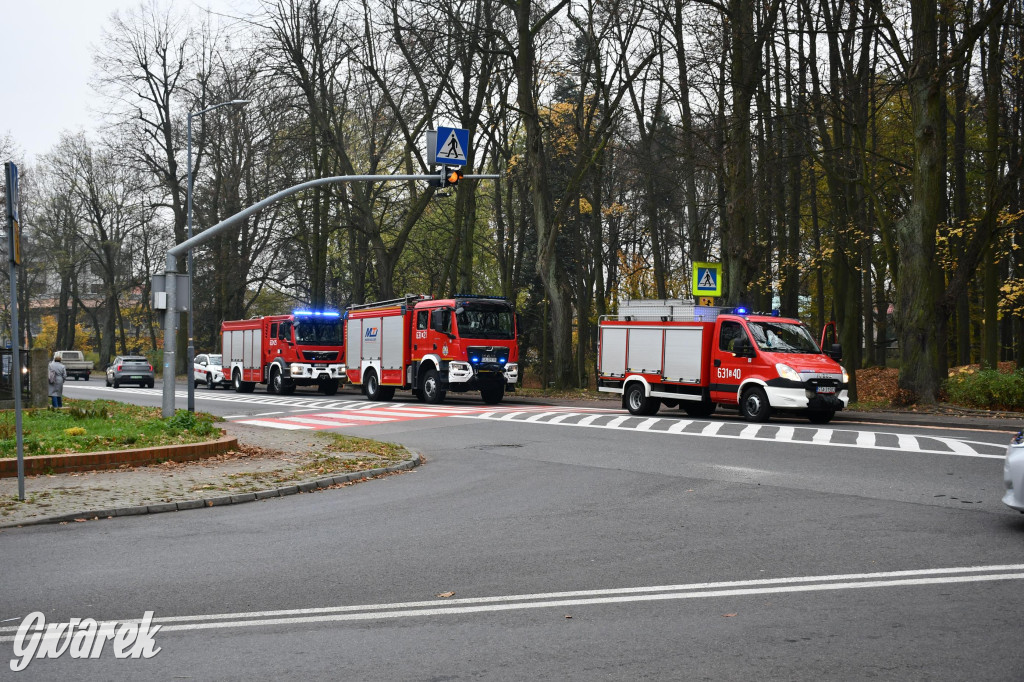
[0,421,422,529]
[1,399,1020,530]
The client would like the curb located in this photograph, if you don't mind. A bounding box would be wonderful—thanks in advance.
[0,435,241,478]
[834,412,1022,432]
[0,452,423,529]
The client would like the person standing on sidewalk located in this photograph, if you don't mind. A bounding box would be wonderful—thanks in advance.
[48,352,68,408]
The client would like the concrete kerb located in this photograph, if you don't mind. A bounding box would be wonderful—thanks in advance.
[0,452,424,529]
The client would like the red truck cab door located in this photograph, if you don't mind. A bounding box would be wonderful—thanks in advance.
[710,319,753,406]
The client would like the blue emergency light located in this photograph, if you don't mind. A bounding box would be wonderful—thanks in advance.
[293,309,340,318]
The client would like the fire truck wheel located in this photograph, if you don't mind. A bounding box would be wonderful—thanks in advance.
[364,370,395,401]
[740,387,771,422]
[807,409,835,424]
[267,366,282,394]
[625,383,659,416]
[319,379,340,396]
[233,371,255,393]
[420,368,446,404]
[480,383,504,405]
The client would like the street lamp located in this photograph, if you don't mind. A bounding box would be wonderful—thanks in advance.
[186,98,250,412]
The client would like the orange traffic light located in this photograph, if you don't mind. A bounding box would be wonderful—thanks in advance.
[442,166,463,187]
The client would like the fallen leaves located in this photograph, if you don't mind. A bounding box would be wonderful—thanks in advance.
[436,591,455,599]
[722,613,737,618]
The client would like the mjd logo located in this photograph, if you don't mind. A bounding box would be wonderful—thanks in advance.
[364,327,379,339]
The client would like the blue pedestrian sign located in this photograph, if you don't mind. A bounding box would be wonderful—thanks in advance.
[692,261,722,297]
[435,126,469,166]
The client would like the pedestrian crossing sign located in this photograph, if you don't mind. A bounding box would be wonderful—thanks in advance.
[435,126,469,166]
[692,261,722,296]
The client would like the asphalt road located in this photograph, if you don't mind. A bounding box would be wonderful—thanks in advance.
[1,377,1022,680]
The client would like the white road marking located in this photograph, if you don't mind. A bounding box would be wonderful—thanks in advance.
[738,425,761,439]
[667,420,694,433]
[701,421,723,436]
[281,417,356,427]
[234,419,309,430]
[455,413,1006,459]
[323,413,394,422]
[5,564,1019,640]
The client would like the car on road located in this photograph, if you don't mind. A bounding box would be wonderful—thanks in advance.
[1003,430,1024,512]
[105,355,155,388]
[53,350,94,381]
[193,353,230,389]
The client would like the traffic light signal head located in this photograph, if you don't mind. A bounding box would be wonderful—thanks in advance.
[442,166,463,187]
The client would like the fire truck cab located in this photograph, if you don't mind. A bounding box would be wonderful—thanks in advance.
[346,294,519,404]
[222,311,346,395]
[597,300,849,424]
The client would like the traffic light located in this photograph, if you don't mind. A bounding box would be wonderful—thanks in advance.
[441,165,463,187]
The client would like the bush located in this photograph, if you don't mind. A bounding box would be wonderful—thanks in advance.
[944,368,1024,410]
[163,409,219,438]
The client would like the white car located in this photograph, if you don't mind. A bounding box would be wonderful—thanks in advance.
[1003,430,1024,512]
[193,353,230,389]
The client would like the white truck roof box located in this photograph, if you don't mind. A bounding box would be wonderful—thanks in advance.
[615,299,721,322]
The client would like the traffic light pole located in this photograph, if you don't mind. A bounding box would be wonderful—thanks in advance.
[160,170,497,417]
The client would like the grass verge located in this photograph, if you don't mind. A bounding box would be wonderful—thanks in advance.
[0,399,223,458]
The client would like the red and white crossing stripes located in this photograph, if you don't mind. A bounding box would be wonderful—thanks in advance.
[234,404,502,430]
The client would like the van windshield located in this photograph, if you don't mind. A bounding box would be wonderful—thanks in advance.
[747,321,821,354]
[455,303,515,340]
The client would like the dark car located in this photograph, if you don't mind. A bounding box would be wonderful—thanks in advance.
[106,355,155,388]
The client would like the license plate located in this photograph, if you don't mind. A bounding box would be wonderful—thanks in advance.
[483,356,497,363]
[130,375,143,379]
[816,386,836,394]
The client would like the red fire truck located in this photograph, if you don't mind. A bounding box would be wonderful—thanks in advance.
[221,311,346,395]
[345,294,519,404]
[597,300,848,423]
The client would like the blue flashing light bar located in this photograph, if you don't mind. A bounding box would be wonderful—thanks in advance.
[293,309,341,318]
[734,306,749,315]
[453,294,508,301]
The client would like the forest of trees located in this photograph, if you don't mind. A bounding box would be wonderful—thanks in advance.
[2,0,1022,403]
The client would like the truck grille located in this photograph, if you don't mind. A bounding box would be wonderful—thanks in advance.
[467,346,509,367]
[303,351,339,362]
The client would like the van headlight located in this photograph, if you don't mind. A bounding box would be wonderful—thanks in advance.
[841,365,849,384]
[775,363,800,382]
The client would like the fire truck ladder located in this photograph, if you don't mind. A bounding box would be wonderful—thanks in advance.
[347,294,430,311]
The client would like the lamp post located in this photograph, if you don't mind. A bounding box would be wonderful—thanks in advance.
[186,99,250,412]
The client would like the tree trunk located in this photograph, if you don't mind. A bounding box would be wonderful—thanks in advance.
[895,0,945,402]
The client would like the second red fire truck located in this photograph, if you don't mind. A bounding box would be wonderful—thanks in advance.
[221,311,346,395]
[345,294,519,404]
[597,299,849,423]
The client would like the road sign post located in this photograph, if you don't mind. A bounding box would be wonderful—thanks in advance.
[5,161,25,501]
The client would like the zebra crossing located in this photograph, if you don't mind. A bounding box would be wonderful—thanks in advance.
[231,403,503,430]
[450,410,1007,460]
[72,385,1006,459]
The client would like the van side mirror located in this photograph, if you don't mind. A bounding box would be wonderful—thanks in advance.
[732,337,754,357]
[827,343,843,361]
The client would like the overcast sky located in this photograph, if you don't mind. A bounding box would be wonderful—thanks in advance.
[0,0,253,164]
